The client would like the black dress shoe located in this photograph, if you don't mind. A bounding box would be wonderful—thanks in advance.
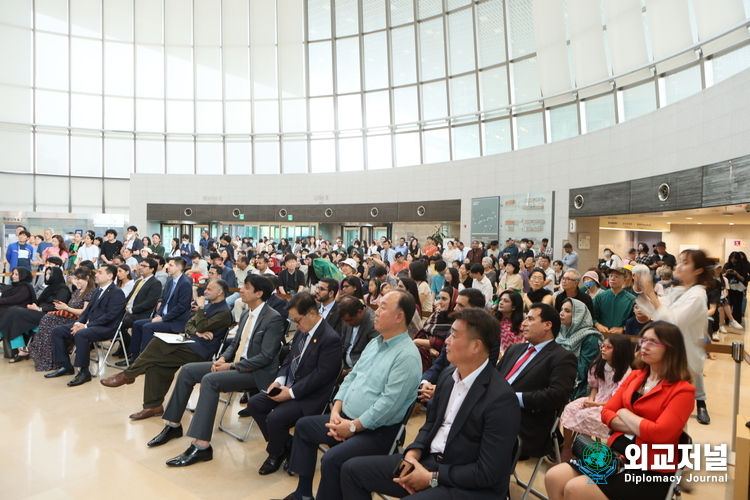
[67,371,92,387]
[282,439,292,472]
[697,407,711,425]
[238,407,252,418]
[239,391,249,404]
[166,444,213,467]
[115,355,136,367]
[148,425,183,447]
[259,453,285,475]
[44,367,75,378]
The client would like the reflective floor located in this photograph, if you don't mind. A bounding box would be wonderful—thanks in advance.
[1,348,747,500]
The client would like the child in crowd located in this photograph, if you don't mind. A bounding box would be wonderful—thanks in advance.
[624,303,650,337]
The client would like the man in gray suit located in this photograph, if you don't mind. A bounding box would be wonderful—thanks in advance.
[145,274,286,467]
[338,296,380,377]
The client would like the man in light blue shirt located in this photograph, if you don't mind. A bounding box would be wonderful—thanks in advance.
[282,290,421,500]
[393,237,408,256]
[561,242,579,271]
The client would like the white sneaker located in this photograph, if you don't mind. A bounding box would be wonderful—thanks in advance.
[729,320,743,330]
[711,332,720,341]
[719,326,727,333]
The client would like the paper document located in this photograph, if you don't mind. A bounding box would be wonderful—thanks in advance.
[154,333,195,344]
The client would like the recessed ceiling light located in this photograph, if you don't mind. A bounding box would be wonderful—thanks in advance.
[697,223,702,225]
[729,223,735,225]
[686,217,693,220]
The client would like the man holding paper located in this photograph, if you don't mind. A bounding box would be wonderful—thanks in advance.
[100,279,233,420]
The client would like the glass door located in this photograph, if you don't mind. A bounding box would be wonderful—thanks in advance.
[343,227,359,249]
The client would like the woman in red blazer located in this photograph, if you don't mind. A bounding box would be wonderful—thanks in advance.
[546,320,695,500]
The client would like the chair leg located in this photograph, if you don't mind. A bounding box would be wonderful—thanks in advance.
[103,330,128,370]
[217,392,255,442]
[514,456,549,500]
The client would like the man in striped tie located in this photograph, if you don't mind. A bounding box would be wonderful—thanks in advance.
[496,303,577,460]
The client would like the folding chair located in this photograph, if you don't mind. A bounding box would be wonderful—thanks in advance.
[83,313,127,377]
[513,411,563,500]
[665,432,692,500]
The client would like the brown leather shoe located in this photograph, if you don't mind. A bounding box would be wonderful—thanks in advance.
[100,372,136,388]
[130,406,164,420]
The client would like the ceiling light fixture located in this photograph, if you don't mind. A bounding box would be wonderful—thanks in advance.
[685,217,693,219]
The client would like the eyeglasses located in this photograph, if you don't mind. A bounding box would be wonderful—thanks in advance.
[638,338,666,349]
[561,277,578,282]
[599,344,614,351]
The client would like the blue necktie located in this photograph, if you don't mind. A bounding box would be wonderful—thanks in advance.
[163,279,177,315]
[286,333,309,387]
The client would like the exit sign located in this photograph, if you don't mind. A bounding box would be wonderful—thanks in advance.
[288,215,293,221]
[239,214,245,220]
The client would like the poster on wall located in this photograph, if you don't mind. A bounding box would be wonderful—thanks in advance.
[471,197,500,242]
[499,191,554,251]
[725,239,748,261]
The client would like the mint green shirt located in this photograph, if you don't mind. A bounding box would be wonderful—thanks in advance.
[593,289,635,328]
[336,331,421,430]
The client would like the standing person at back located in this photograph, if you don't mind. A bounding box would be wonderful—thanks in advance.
[99,229,123,265]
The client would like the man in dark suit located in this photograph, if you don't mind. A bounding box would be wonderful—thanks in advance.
[315,277,342,336]
[126,256,193,363]
[45,264,127,387]
[496,303,577,458]
[338,296,379,375]
[100,279,233,420]
[145,275,286,467]
[115,257,163,357]
[242,292,342,475]
[341,307,521,500]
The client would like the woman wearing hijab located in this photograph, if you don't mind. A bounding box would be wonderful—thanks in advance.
[0,267,71,361]
[0,267,36,358]
[557,297,604,400]
[413,287,458,372]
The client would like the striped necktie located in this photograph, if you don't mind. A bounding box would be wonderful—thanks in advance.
[286,332,309,387]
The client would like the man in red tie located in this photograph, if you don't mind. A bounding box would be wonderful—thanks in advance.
[496,303,577,459]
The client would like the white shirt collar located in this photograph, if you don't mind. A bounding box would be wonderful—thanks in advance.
[452,358,489,388]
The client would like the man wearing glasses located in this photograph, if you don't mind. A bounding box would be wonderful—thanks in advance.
[593,267,636,336]
[115,257,163,357]
[315,278,343,336]
[554,269,594,315]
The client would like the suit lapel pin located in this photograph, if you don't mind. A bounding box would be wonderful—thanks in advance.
[313,339,317,343]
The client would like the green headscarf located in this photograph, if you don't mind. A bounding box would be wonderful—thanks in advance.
[556,298,603,357]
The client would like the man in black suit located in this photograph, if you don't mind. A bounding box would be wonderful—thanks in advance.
[145,275,286,467]
[100,279,233,421]
[338,295,379,376]
[116,257,163,357]
[341,307,521,500]
[496,303,577,458]
[315,278,343,335]
[242,292,342,476]
[126,257,193,363]
[45,264,127,387]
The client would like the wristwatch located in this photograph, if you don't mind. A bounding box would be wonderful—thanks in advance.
[349,421,357,434]
[430,471,439,488]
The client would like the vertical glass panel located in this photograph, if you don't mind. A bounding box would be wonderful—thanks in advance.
[453,123,480,159]
[550,104,579,142]
[36,0,68,34]
[448,8,475,75]
[508,0,535,59]
[104,42,134,96]
[104,133,134,178]
[308,0,332,41]
[424,128,450,164]
[364,32,389,90]
[512,57,541,103]
[339,137,364,171]
[224,47,250,100]
[419,0,443,19]
[71,38,103,94]
[419,18,446,81]
[136,135,165,173]
[222,0,249,45]
[481,66,509,110]
[252,45,278,99]
[477,0,506,67]
[225,139,251,174]
[196,140,223,175]
[394,86,419,124]
[104,0,133,42]
[336,38,361,93]
[71,93,103,129]
[71,177,104,212]
[71,0,101,38]
[166,100,194,133]
[134,0,164,44]
[450,74,478,116]
[365,91,391,127]
[35,90,69,127]
[136,99,164,132]
[664,65,701,105]
[623,82,656,121]
[0,26,32,86]
[309,41,334,96]
[282,140,308,173]
[282,99,308,133]
[36,32,68,91]
[309,97,335,131]
[165,0,192,45]
[0,173,32,211]
[363,0,386,32]
[335,0,358,37]
[484,119,512,155]
[225,101,252,133]
[194,0,221,46]
[395,132,420,167]
[36,175,70,212]
[338,94,363,130]
[584,94,615,132]
[71,134,102,177]
[421,81,448,121]
[279,42,306,98]
[196,101,223,134]
[0,126,32,172]
[0,85,32,123]
[516,112,544,149]
[254,100,280,133]
[166,46,194,99]
[389,0,414,26]
[0,0,32,28]
[136,45,164,98]
[166,138,194,174]
[391,26,417,86]
[311,139,336,172]
[36,132,69,175]
[448,0,470,10]
[712,45,750,83]
[196,47,222,100]
[367,134,392,169]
